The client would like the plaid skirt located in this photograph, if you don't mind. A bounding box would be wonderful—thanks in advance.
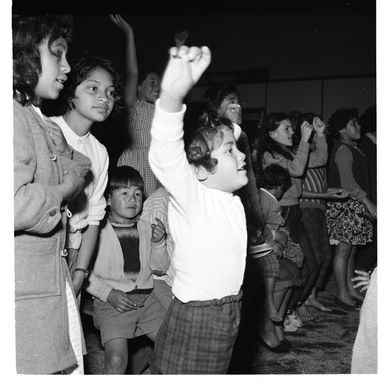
[154,292,242,374]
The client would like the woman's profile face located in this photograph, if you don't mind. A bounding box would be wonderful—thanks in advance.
[269,119,294,146]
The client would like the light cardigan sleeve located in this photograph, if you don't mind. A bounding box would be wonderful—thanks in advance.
[86,273,114,303]
[307,135,328,168]
[335,145,367,201]
[262,140,310,177]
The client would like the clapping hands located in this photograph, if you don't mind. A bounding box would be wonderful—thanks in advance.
[313,116,325,136]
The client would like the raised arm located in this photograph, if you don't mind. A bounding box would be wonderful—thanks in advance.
[307,116,328,167]
[148,46,211,211]
[110,14,138,108]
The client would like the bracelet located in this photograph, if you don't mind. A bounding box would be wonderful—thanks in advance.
[74,267,89,278]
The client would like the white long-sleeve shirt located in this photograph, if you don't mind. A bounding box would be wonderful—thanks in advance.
[50,116,109,249]
[148,101,247,302]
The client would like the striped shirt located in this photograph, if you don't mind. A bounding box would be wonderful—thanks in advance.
[300,166,328,210]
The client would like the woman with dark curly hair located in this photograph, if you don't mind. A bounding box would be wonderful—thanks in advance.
[13,15,91,373]
[326,108,375,309]
[49,55,122,297]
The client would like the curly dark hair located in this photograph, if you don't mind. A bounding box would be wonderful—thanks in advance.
[105,166,144,198]
[203,81,239,113]
[327,107,359,139]
[185,116,234,174]
[13,14,74,106]
[258,164,292,192]
[53,53,123,116]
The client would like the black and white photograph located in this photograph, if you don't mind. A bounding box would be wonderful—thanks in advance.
[3,0,381,379]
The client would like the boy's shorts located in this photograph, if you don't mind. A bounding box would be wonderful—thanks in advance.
[154,292,242,374]
[93,291,166,346]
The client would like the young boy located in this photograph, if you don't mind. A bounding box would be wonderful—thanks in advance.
[255,164,302,348]
[85,166,169,374]
[148,45,248,373]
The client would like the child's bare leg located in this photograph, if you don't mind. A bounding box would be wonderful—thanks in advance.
[306,287,332,312]
[258,284,286,348]
[264,277,282,323]
[333,241,356,305]
[275,288,292,342]
[104,338,129,374]
[347,246,365,301]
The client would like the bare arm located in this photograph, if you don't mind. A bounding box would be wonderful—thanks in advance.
[110,14,138,108]
[72,224,100,296]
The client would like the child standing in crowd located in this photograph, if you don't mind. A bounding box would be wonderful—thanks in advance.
[256,113,327,329]
[254,164,302,351]
[86,166,169,374]
[326,108,375,309]
[298,113,349,313]
[141,186,175,310]
[50,55,121,295]
[13,15,91,373]
[149,45,248,373]
[111,14,161,197]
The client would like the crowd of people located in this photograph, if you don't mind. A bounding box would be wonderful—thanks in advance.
[13,14,377,374]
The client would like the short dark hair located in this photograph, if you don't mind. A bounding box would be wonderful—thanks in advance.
[106,166,144,198]
[258,164,292,192]
[13,14,74,106]
[55,54,123,116]
[204,81,239,113]
[328,107,359,139]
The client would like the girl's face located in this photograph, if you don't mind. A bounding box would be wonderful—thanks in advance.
[204,127,248,193]
[217,92,242,125]
[269,119,294,146]
[34,37,70,100]
[108,184,143,224]
[341,117,361,141]
[138,72,160,103]
[70,68,116,123]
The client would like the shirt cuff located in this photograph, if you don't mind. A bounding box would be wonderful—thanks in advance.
[151,99,187,142]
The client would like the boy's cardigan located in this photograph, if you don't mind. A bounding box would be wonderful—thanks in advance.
[86,218,169,302]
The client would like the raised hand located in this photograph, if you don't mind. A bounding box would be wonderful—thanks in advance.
[300,120,314,142]
[224,102,242,124]
[109,14,133,35]
[313,116,325,136]
[160,45,211,105]
[151,217,166,243]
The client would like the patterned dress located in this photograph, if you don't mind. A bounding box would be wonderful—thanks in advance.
[117,100,161,197]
